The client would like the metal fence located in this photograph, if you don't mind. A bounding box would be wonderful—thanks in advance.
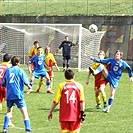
[0,0,133,16]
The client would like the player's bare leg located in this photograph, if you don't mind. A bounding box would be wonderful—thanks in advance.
[8,107,15,127]
[20,106,31,133]
[45,74,53,94]
[27,76,34,94]
[103,85,115,113]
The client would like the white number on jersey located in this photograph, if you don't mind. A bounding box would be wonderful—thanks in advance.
[0,69,4,78]
[9,73,15,83]
[65,90,76,104]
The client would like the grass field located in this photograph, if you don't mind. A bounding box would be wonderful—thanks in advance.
[0,0,133,15]
[0,66,133,133]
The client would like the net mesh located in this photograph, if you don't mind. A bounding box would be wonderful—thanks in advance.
[80,27,105,71]
[0,24,105,71]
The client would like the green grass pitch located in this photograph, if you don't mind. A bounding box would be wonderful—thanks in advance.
[0,65,132,133]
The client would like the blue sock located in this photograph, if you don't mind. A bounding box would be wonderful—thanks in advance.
[46,81,50,86]
[3,115,10,129]
[108,97,114,105]
[24,120,31,131]
[30,82,33,87]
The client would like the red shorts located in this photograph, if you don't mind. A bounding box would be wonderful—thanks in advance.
[0,86,6,103]
[60,121,80,133]
[95,80,107,90]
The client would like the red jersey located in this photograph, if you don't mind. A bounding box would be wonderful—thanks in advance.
[53,79,85,122]
[0,62,11,92]
[0,63,11,84]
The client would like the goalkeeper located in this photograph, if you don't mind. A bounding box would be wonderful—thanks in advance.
[48,69,85,133]
[56,36,77,71]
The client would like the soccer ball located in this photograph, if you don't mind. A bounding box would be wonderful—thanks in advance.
[89,24,98,33]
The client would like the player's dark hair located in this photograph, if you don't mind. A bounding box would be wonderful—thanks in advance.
[11,56,20,66]
[65,36,68,39]
[37,46,42,50]
[3,53,11,62]
[34,40,39,45]
[65,69,74,80]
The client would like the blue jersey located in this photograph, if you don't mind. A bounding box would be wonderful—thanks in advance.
[59,41,74,56]
[29,54,46,71]
[2,66,29,100]
[94,58,133,80]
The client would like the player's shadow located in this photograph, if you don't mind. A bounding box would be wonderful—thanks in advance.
[85,107,102,112]
[38,108,59,112]
[24,91,48,95]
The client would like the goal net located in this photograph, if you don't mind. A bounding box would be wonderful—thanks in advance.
[0,23,105,71]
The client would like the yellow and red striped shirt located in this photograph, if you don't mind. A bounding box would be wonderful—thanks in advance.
[53,79,85,121]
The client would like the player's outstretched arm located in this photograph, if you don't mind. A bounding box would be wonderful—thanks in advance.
[44,62,50,70]
[55,64,60,71]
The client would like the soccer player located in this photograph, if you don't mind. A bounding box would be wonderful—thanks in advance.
[2,56,32,133]
[48,69,86,133]
[0,54,12,110]
[0,53,14,127]
[86,50,108,109]
[36,46,60,93]
[28,40,45,93]
[56,36,77,71]
[29,40,40,59]
[27,46,51,94]
[90,50,133,113]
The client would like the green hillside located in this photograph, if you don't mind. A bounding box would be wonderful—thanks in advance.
[0,0,132,16]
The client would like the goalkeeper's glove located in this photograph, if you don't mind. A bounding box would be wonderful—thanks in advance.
[80,111,86,121]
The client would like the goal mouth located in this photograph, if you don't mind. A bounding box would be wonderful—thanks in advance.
[0,23,105,71]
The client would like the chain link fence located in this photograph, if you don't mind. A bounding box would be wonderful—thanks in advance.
[0,0,133,16]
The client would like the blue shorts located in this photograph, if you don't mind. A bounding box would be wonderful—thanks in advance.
[32,69,47,79]
[7,99,26,108]
[106,73,118,89]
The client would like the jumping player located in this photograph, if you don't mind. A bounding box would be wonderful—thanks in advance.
[90,50,133,112]
[48,69,86,133]
[86,50,108,109]
[2,56,32,133]
[36,46,60,93]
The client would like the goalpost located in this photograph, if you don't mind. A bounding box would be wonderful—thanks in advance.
[0,23,105,71]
